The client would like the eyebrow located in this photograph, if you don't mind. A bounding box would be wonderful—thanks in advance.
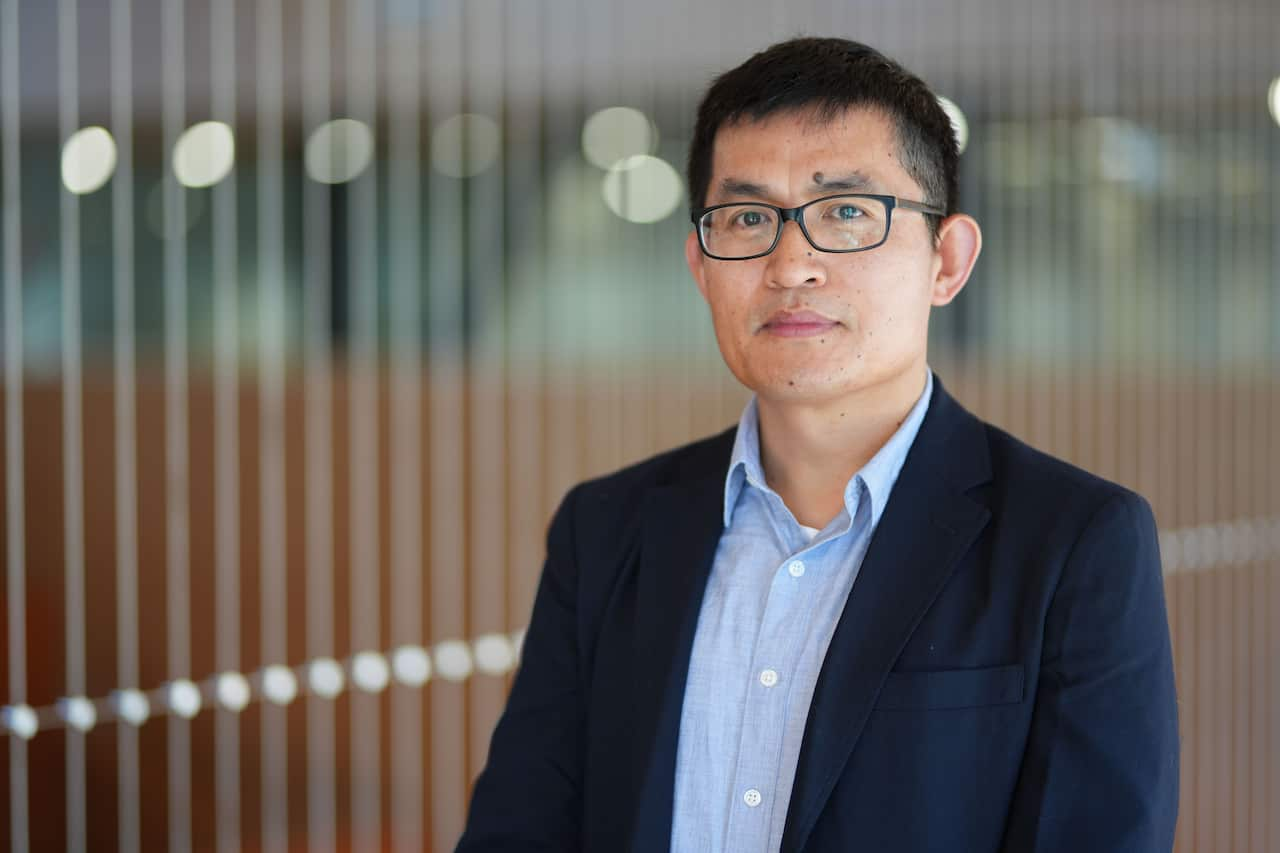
[717,178,772,199]
[715,171,879,202]
[810,171,876,192]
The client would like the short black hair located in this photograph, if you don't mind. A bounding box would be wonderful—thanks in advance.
[687,37,958,240]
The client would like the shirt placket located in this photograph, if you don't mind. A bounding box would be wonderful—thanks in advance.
[721,509,828,849]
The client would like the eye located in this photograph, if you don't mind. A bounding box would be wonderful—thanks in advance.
[834,204,864,220]
[734,209,766,228]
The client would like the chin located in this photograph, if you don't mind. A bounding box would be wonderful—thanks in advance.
[750,371,862,404]
[738,352,859,393]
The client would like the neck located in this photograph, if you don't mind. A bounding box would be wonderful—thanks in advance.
[755,364,928,529]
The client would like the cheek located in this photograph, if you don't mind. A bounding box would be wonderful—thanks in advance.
[704,277,753,330]
[704,288,751,358]
[840,270,931,347]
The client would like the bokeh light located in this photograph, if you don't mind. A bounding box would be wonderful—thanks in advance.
[172,121,236,188]
[433,640,474,682]
[215,672,251,712]
[261,665,298,706]
[166,679,202,720]
[58,697,96,733]
[304,118,375,184]
[60,126,117,195]
[473,633,516,675]
[1,705,38,740]
[600,154,684,223]
[306,658,345,699]
[391,645,432,687]
[582,106,657,169]
[431,113,501,178]
[350,651,390,693]
[110,689,150,727]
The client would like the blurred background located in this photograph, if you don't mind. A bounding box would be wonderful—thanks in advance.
[0,0,1276,850]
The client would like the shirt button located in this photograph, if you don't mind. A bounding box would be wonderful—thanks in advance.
[788,560,805,578]
[743,788,762,808]
[759,669,779,688]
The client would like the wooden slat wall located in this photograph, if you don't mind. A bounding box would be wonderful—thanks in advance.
[0,363,1275,850]
[2,3,1278,851]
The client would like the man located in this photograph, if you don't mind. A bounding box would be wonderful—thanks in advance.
[457,37,1179,853]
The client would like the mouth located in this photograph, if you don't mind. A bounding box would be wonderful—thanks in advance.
[760,309,841,338]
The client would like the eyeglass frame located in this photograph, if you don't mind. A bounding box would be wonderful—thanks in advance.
[690,192,946,261]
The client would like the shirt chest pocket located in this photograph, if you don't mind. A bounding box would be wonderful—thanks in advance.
[874,663,1025,710]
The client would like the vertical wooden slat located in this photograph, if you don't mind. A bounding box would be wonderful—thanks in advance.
[301,2,337,851]
[426,1,468,846]
[345,0,381,849]
[388,4,426,852]
[159,0,194,850]
[255,0,289,848]
[56,0,88,848]
[505,0,548,659]
[464,0,510,787]
[108,0,141,849]
[209,2,240,851]
[0,0,29,848]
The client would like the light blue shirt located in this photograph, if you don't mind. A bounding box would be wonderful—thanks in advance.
[670,371,934,853]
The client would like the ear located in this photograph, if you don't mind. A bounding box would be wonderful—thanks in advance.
[685,230,711,303]
[929,213,982,306]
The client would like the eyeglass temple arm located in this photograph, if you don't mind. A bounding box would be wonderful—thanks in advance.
[896,198,946,217]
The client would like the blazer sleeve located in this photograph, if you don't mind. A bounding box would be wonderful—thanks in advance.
[1000,491,1180,852]
[455,486,586,852]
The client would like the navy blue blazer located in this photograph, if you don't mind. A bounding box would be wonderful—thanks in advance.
[457,377,1179,852]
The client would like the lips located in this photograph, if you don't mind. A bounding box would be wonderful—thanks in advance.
[762,309,840,338]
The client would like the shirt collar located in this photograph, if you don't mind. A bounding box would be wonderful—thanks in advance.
[722,369,934,530]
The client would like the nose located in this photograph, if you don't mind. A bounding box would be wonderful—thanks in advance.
[764,220,826,290]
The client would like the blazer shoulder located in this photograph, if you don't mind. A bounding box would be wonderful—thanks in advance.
[573,426,736,507]
[980,419,1153,525]
[551,428,736,631]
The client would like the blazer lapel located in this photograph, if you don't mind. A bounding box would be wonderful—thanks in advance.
[780,381,993,853]
[617,438,732,851]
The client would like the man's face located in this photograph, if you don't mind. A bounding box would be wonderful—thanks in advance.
[685,106,955,408]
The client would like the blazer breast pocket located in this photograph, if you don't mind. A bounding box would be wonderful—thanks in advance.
[875,664,1025,711]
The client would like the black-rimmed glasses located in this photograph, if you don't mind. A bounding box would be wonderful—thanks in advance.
[691,193,943,261]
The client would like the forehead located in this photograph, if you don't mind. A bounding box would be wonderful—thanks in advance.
[707,106,914,200]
